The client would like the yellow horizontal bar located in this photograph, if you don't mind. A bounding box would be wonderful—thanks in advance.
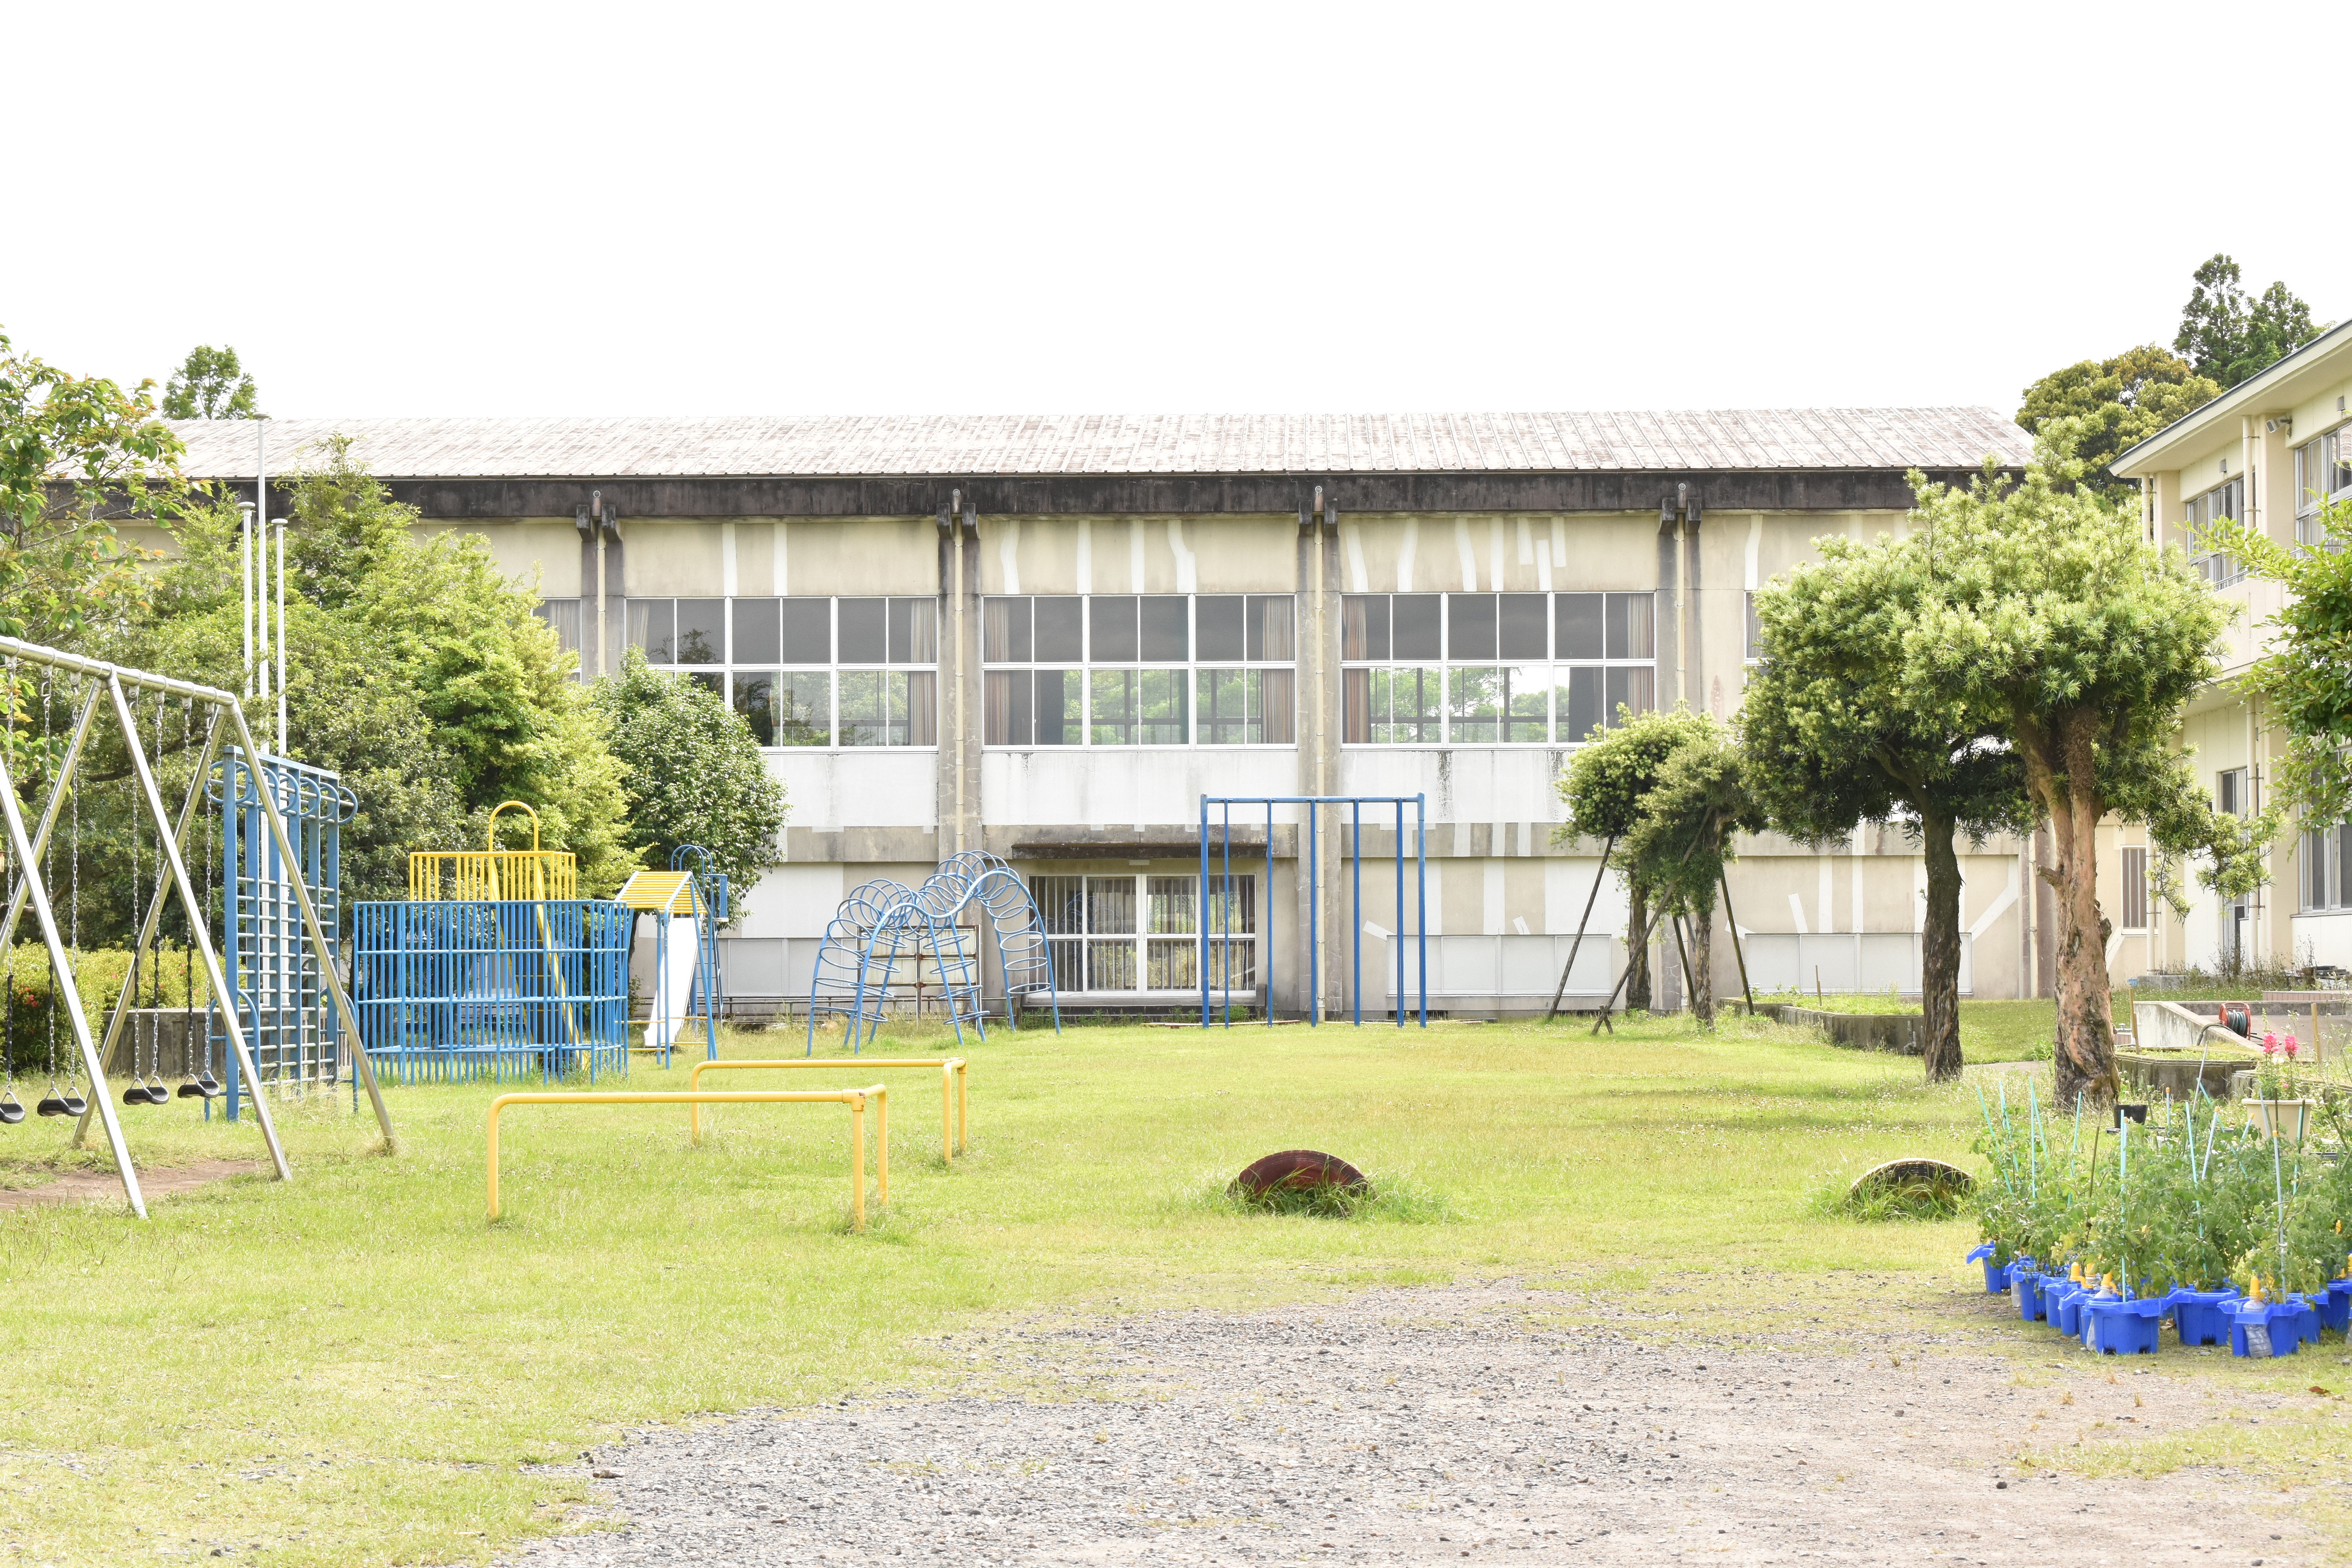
[486,1087,887,1228]
[690,1058,967,1160]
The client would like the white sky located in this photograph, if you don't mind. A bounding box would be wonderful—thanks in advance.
[5,1,2339,422]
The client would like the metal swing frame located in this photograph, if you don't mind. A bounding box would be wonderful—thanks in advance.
[0,633,396,1218]
[1197,794,1430,1028]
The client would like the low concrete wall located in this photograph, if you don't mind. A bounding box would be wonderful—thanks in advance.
[2132,1000,2255,1055]
[1776,1005,1920,1055]
[2118,1049,2249,1102]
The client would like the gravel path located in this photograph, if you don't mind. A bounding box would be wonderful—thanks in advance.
[506,1281,2331,1566]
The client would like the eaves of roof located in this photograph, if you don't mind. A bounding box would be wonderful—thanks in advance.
[2110,318,2352,477]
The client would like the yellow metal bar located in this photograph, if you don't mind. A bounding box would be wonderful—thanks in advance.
[485,1088,886,1229]
[689,1058,967,1162]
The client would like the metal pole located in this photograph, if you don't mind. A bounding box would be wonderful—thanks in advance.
[1308,800,1319,1025]
[1198,793,1209,1029]
[221,703,395,1145]
[1416,794,1427,1028]
[0,736,147,1216]
[1544,837,1615,1022]
[1220,801,1232,1028]
[275,516,288,755]
[1394,800,1404,1028]
[238,500,254,696]
[1351,800,1361,1028]
[1265,802,1274,1029]
[109,677,292,1179]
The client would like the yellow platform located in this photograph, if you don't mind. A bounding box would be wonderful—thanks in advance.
[408,800,579,902]
[615,869,703,917]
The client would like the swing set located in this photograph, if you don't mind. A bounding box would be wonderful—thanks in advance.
[0,634,395,1218]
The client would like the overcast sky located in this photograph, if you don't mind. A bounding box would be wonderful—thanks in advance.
[6,2,2338,421]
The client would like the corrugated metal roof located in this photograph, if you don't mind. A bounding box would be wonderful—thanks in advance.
[163,408,2031,480]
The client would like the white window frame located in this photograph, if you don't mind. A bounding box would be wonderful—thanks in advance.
[1030,871,1258,996]
[1340,590,1658,747]
[980,594,1297,750]
[621,594,938,751]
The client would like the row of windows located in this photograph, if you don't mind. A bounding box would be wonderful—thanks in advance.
[984,595,1295,665]
[1344,665,1655,744]
[984,666,1294,746]
[1033,873,1256,993]
[2185,477,2247,587]
[1341,592,1655,662]
[2297,426,2352,546]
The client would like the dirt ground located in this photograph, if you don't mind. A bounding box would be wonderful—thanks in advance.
[505,1278,2343,1566]
[0,1158,258,1211]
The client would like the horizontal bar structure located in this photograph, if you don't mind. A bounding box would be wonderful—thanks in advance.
[689,1056,967,1161]
[483,1087,889,1229]
[353,900,632,1083]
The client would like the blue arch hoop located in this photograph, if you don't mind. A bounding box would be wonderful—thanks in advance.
[1198,794,1428,1029]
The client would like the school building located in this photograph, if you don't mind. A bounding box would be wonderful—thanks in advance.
[167,410,2049,1018]
[2113,318,2352,979]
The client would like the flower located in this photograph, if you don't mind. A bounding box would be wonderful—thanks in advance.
[2261,1033,2280,1057]
[2285,1033,2301,1059]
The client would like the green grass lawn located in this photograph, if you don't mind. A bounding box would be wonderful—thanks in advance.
[0,1009,2319,1566]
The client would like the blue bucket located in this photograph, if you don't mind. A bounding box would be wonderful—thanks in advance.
[2231,1299,2303,1358]
[2171,1289,2238,1348]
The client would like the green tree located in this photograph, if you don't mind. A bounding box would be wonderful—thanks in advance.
[2207,495,2352,835]
[2014,345,2220,497]
[161,345,261,420]
[1557,706,1718,1015]
[1613,714,1760,1028]
[1741,532,2033,1081]
[0,327,185,650]
[593,650,786,902]
[1904,443,2274,1107]
[2174,254,2323,390]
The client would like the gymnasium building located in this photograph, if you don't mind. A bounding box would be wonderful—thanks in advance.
[167,410,2053,1018]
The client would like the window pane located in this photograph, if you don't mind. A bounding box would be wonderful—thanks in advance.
[1745,592,1762,661]
[1563,665,1604,744]
[1146,938,1197,990]
[1448,666,1504,743]
[772,671,830,746]
[780,599,831,664]
[1034,597,1084,662]
[1606,592,1655,659]
[1342,594,1388,661]
[1393,594,1441,659]
[536,599,583,671]
[1555,593,1602,658]
[1034,670,1080,745]
[1507,664,1548,742]
[984,597,1031,663]
[1141,596,1189,662]
[733,671,777,746]
[1499,593,1547,659]
[1248,595,1295,661]
[1146,875,1196,933]
[685,670,724,698]
[1204,872,1255,934]
[836,670,890,746]
[891,597,937,663]
[1196,595,1244,658]
[732,598,781,665]
[985,669,1031,744]
[904,671,936,744]
[1090,596,1139,662]
[1087,940,1137,991]
[1048,940,1085,993]
[1087,876,1136,934]
[1257,668,1294,744]
[1199,668,1248,745]
[1089,669,1137,745]
[1208,937,1256,992]
[1448,593,1497,660]
[1342,667,1370,744]
[629,598,674,663]
[1138,668,1188,744]
[676,599,724,665]
[837,598,886,663]
[1605,665,1655,727]
[1376,668,1441,743]
[1033,875,1084,936]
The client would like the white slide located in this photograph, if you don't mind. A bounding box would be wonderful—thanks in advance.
[645,915,702,1052]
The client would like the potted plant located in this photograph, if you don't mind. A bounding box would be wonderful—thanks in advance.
[2247,1032,2317,1141]
[2230,1277,2305,1358]
[2082,1273,2165,1355]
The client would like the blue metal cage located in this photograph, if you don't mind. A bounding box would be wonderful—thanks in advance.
[351,899,633,1083]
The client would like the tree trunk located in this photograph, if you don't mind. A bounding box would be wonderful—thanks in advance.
[2024,708,2122,1110]
[1691,903,1716,1028]
[1919,808,1964,1083]
[1626,887,1652,1011]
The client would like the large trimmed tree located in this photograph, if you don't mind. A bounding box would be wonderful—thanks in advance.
[1904,444,2272,1106]
[1741,531,2032,1081]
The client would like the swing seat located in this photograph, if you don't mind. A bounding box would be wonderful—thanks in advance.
[57,1091,87,1116]
[0,1094,23,1125]
[196,1072,221,1094]
[178,1079,217,1101]
[34,1093,68,1118]
[122,1083,153,1107]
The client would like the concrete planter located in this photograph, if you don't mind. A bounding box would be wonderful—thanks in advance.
[1775,1005,1920,1055]
[2117,1048,2251,1102]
